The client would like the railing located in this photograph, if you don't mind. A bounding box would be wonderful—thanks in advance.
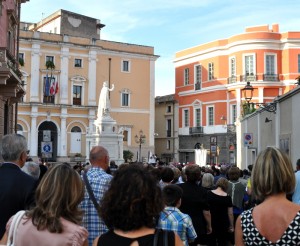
[195,83,201,90]
[189,126,203,134]
[227,124,236,133]
[0,47,21,78]
[240,74,257,82]
[263,74,279,81]
[227,76,237,84]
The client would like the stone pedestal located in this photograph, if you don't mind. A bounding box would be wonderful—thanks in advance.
[86,115,124,165]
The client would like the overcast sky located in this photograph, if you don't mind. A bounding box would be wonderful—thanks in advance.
[21,0,300,96]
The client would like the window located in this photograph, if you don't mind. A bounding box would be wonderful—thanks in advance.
[230,58,236,76]
[231,105,237,124]
[184,68,189,85]
[195,65,202,90]
[195,108,201,127]
[122,60,130,72]
[167,119,171,137]
[54,27,57,34]
[245,55,254,75]
[183,109,189,127]
[298,55,300,73]
[73,85,82,105]
[167,105,172,113]
[167,140,171,150]
[46,56,54,63]
[71,126,81,132]
[208,62,214,80]
[207,106,214,126]
[266,55,275,75]
[122,93,129,106]
[123,130,128,141]
[19,53,24,60]
[74,59,82,68]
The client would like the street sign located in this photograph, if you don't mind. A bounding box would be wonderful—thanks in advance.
[244,133,253,147]
[41,142,52,153]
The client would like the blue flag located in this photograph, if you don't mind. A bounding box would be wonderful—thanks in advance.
[44,74,51,96]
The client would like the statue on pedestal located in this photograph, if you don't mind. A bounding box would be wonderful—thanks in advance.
[97,81,114,119]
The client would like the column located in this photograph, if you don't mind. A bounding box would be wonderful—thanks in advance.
[88,49,97,106]
[60,107,67,157]
[30,42,41,102]
[60,46,70,104]
[30,106,38,157]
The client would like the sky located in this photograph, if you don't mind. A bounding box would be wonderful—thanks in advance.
[21,0,300,96]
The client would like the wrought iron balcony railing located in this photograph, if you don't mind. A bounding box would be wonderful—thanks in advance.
[195,82,201,90]
[227,76,237,84]
[189,126,203,134]
[240,74,257,82]
[263,74,279,81]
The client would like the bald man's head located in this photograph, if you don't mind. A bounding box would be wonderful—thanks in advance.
[89,146,109,170]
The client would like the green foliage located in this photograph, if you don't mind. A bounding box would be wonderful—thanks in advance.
[45,60,55,70]
[123,150,134,163]
[19,57,24,66]
[242,101,256,116]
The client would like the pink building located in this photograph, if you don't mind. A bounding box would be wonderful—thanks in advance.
[0,0,28,139]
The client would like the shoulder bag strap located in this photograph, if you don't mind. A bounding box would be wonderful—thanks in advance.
[153,229,159,246]
[153,229,169,246]
[7,210,26,245]
[163,230,168,246]
[82,173,101,217]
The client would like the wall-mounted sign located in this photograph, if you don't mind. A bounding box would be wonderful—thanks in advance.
[244,133,253,147]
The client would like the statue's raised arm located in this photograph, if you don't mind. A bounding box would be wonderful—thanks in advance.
[97,81,115,118]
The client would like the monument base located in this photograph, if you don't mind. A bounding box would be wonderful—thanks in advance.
[86,115,124,165]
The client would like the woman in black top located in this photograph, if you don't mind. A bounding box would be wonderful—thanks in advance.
[93,164,183,246]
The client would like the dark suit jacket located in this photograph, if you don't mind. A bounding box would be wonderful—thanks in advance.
[0,162,37,238]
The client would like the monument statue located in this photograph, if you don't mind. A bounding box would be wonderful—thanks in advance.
[97,81,114,118]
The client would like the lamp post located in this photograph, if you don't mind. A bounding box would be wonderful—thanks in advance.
[242,81,277,113]
[135,130,146,162]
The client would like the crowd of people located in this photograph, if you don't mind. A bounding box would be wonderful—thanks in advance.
[1,133,300,245]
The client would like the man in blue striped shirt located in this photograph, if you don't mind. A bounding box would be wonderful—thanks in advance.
[80,146,113,246]
[157,184,197,246]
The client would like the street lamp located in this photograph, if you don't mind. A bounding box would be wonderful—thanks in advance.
[242,81,277,113]
[135,130,146,162]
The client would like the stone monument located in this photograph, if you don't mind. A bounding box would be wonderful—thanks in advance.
[86,81,124,165]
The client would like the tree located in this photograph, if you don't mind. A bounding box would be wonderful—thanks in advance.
[123,150,134,163]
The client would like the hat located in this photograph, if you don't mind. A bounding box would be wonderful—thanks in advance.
[162,184,183,206]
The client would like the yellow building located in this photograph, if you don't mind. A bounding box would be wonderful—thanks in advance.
[18,10,158,163]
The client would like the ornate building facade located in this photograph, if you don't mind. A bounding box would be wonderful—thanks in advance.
[18,10,158,162]
[175,24,300,166]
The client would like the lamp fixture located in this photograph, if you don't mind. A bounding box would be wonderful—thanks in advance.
[242,81,277,113]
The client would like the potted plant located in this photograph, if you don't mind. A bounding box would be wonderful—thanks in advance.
[45,60,55,70]
[19,57,24,67]
[123,150,134,163]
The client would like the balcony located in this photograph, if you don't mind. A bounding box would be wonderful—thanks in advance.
[189,126,203,135]
[263,74,279,81]
[240,74,257,82]
[227,76,237,84]
[227,124,236,133]
[195,82,201,90]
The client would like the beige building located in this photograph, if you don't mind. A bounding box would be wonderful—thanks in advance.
[154,94,179,163]
[18,10,158,162]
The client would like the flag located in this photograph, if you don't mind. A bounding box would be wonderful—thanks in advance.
[44,73,51,96]
[50,77,58,95]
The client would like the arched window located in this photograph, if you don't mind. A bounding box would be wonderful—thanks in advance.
[17,124,23,135]
[71,126,81,132]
